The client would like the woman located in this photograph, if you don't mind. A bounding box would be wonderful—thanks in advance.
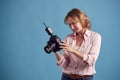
[54,8,101,80]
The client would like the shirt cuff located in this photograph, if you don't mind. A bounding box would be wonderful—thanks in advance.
[83,54,88,61]
[57,56,64,67]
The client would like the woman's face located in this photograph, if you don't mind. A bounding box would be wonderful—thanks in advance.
[67,17,82,33]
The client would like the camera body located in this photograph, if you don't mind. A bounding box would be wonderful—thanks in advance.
[44,35,62,53]
[43,23,62,54]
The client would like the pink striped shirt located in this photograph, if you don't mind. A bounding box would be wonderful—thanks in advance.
[57,30,101,75]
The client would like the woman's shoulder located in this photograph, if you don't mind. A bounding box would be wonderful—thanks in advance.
[63,33,74,42]
[63,33,74,38]
[88,30,101,37]
[89,30,101,41]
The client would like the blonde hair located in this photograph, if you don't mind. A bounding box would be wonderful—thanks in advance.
[64,8,91,30]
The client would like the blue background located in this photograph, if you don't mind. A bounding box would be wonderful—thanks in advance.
[0,0,120,80]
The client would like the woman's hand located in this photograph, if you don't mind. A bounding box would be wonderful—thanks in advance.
[60,42,83,60]
[60,42,75,53]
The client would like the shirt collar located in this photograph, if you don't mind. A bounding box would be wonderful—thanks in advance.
[72,29,91,40]
[84,29,90,40]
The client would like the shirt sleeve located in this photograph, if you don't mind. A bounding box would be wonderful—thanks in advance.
[83,33,101,65]
[57,51,70,67]
[57,36,70,67]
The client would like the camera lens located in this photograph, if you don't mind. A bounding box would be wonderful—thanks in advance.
[44,46,52,53]
[44,43,56,54]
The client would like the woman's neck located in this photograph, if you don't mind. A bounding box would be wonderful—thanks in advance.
[76,28,87,36]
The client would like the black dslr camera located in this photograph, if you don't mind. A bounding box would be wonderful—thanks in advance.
[43,23,62,54]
